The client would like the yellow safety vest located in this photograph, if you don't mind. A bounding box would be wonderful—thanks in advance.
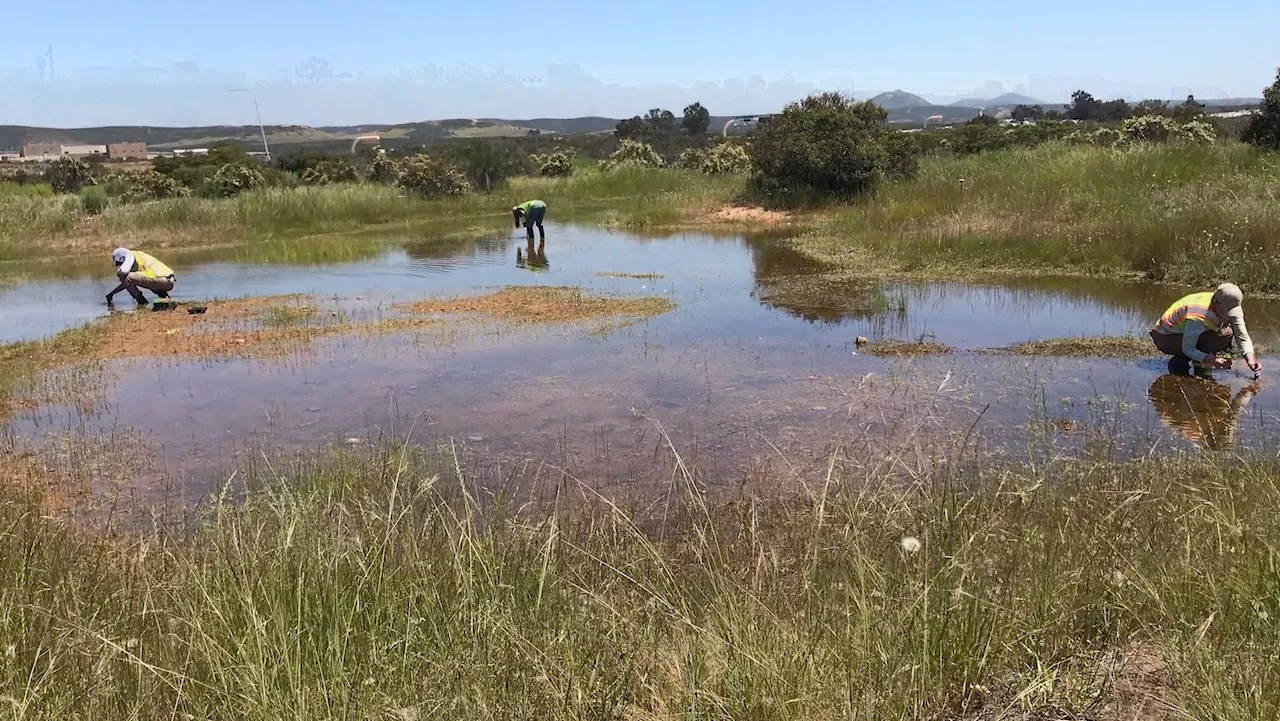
[132,250,174,279]
[1154,292,1220,335]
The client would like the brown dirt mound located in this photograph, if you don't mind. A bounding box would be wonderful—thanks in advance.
[400,286,676,324]
[703,205,792,225]
[865,339,954,356]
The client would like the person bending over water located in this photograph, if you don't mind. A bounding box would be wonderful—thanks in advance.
[1150,283,1262,378]
[512,200,546,242]
[106,247,176,307]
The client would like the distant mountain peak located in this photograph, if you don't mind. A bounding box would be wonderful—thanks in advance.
[870,90,931,110]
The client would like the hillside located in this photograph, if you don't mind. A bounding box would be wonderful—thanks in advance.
[951,92,1045,107]
[0,118,606,155]
[869,90,931,110]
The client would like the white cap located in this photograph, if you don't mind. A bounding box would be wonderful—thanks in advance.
[111,247,129,265]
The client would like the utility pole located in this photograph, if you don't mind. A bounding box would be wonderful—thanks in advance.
[230,88,271,162]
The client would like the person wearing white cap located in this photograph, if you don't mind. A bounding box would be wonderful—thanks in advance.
[1150,282,1262,377]
[106,247,176,306]
[512,199,546,242]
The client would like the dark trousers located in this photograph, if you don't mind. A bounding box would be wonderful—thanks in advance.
[1150,328,1232,358]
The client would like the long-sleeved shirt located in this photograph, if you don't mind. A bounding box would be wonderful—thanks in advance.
[1180,310,1253,363]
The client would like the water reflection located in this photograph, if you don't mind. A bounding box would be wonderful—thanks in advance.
[1146,374,1259,451]
[516,240,550,272]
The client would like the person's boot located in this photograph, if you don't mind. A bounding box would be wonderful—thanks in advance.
[1168,355,1193,377]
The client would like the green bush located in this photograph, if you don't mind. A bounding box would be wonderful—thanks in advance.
[699,142,752,174]
[442,141,529,192]
[1179,119,1218,144]
[45,157,95,194]
[125,170,190,201]
[205,163,266,198]
[1121,115,1182,143]
[750,92,920,199]
[366,150,400,184]
[599,139,664,170]
[675,147,708,170]
[395,155,470,198]
[1243,67,1280,150]
[78,185,108,215]
[299,158,360,186]
[534,150,575,177]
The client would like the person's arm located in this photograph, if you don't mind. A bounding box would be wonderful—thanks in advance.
[1228,310,1261,373]
[1180,320,1210,362]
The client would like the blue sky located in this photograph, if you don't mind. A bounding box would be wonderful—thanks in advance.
[2,0,1277,126]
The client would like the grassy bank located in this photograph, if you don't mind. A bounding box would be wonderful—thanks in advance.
[2,443,1278,719]
[803,141,1280,292]
[0,167,742,265]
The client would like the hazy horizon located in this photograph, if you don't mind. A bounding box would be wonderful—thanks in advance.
[3,0,1275,128]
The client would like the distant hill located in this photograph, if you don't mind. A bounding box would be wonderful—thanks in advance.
[0,118,620,155]
[951,92,1044,108]
[887,105,983,124]
[870,90,932,110]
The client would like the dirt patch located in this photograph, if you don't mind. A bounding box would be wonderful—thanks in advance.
[995,336,1156,358]
[702,205,793,226]
[74,296,350,361]
[400,286,676,324]
[865,339,954,356]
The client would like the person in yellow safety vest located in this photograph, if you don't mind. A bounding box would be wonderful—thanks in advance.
[1149,282,1262,377]
[106,247,176,306]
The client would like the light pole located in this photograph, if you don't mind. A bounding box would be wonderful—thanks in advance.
[230,88,270,162]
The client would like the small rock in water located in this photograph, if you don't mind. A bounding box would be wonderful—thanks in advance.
[855,336,869,346]
[344,437,363,445]
[467,434,484,442]
[306,407,321,413]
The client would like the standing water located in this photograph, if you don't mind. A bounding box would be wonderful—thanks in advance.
[3,226,1277,495]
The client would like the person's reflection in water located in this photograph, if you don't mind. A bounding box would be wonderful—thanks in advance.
[1147,372,1260,451]
[515,239,549,273]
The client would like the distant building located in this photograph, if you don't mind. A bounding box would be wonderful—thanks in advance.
[171,148,209,156]
[61,144,107,157]
[0,151,19,162]
[21,142,62,159]
[107,142,147,160]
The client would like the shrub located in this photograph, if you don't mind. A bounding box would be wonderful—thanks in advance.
[205,163,266,198]
[442,141,529,192]
[750,92,920,199]
[299,158,360,186]
[125,170,190,201]
[395,155,470,198]
[79,185,108,215]
[534,150,575,178]
[1242,67,1280,150]
[675,147,708,170]
[600,140,664,170]
[1121,115,1183,143]
[1088,128,1123,147]
[366,150,400,184]
[1179,120,1218,144]
[45,157,95,194]
[699,142,752,174]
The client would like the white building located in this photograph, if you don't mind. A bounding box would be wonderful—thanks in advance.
[61,144,107,156]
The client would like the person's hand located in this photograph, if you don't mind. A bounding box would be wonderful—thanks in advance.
[1247,355,1262,377]
[1205,354,1232,370]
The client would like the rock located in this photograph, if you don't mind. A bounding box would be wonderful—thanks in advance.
[855,336,869,346]
[344,437,363,445]
[233,338,247,345]
[467,434,484,442]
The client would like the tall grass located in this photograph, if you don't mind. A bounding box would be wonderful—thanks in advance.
[2,439,1279,719]
[826,141,1280,291]
[0,168,744,265]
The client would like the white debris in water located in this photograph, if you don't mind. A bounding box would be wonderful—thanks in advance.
[467,434,484,442]
[344,437,363,445]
